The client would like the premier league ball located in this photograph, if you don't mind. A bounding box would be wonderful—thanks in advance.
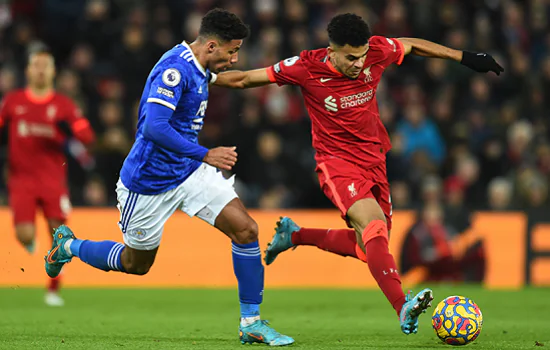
[432,296,483,346]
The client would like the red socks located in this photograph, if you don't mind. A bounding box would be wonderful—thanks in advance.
[48,276,61,293]
[362,220,406,315]
[292,220,406,315]
[292,227,363,260]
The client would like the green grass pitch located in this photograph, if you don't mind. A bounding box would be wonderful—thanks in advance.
[0,286,548,349]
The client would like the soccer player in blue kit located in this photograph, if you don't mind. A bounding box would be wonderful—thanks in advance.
[43,9,294,346]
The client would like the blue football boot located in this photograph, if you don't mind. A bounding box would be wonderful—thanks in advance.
[264,217,300,265]
[44,225,76,278]
[240,320,294,346]
[399,288,434,334]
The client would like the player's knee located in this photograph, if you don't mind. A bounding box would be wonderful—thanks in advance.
[123,260,153,275]
[15,225,35,246]
[233,220,259,245]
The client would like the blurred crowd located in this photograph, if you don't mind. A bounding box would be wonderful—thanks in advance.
[0,0,549,232]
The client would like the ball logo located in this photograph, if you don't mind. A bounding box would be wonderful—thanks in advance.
[162,68,181,87]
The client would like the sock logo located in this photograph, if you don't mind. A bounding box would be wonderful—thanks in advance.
[383,268,399,275]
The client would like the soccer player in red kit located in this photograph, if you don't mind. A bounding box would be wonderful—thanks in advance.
[0,50,95,306]
[214,13,502,335]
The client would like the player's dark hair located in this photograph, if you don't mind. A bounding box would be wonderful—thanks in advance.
[199,8,249,42]
[327,13,372,47]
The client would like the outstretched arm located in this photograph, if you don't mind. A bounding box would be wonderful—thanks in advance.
[214,68,274,89]
[398,37,504,75]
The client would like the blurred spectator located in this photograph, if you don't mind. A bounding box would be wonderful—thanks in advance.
[397,102,445,164]
[401,203,485,283]
[487,177,514,211]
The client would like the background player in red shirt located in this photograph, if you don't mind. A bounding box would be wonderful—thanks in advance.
[214,13,502,335]
[0,50,95,306]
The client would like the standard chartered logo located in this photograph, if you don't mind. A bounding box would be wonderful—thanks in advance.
[324,95,338,112]
[324,90,374,112]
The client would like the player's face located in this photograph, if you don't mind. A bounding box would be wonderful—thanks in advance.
[26,53,55,89]
[328,44,369,79]
[208,39,243,73]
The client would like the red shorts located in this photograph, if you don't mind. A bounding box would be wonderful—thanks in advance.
[8,187,71,225]
[316,158,392,230]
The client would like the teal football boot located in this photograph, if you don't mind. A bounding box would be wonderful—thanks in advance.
[240,320,294,346]
[264,217,299,265]
[44,225,76,278]
[399,288,434,334]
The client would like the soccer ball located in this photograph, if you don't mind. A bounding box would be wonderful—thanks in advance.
[432,296,483,346]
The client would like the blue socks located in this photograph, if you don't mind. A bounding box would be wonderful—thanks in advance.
[232,241,264,318]
[70,239,125,272]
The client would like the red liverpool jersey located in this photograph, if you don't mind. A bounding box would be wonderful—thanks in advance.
[267,36,404,168]
[0,89,94,190]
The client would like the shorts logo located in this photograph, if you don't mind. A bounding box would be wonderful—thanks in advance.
[162,68,181,87]
[129,228,147,238]
[324,95,338,112]
[348,183,357,197]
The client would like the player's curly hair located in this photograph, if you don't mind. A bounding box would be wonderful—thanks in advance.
[199,8,249,42]
[327,13,372,47]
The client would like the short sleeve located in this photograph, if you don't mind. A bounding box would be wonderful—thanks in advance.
[368,36,405,68]
[62,97,92,133]
[267,54,307,86]
[62,97,84,123]
[147,58,190,110]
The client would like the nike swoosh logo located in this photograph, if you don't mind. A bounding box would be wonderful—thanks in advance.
[46,245,60,264]
[320,78,332,83]
[247,333,264,342]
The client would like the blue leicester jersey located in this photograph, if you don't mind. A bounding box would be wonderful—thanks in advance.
[120,42,211,195]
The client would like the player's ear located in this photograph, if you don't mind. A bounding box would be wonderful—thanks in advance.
[327,46,336,59]
[207,40,218,53]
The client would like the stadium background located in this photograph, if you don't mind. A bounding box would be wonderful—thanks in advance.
[1,0,550,285]
[2,0,548,214]
[1,1,549,349]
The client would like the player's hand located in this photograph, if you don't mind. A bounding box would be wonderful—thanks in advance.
[460,51,504,75]
[203,146,238,171]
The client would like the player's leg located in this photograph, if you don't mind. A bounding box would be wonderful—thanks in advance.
[264,218,362,265]
[42,191,72,306]
[9,190,38,253]
[265,159,365,264]
[44,180,173,277]
[347,191,433,335]
[189,168,293,346]
[44,219,64,306]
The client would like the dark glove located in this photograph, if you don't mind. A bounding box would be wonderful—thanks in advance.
[56,120,73,137]
[461,51,504,75]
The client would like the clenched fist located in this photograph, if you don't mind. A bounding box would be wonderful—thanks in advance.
[203,146,238,171]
